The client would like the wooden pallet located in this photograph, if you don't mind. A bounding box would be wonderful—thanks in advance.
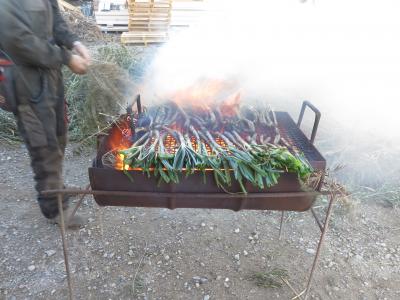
[95,10,130,32]
[121,0,172,44]
[128,0,172,31]
[95,0,205,33]
[121,31,169,45]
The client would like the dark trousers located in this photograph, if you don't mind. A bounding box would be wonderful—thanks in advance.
[15,70,68,219]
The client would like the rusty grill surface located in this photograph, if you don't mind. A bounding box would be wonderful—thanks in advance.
[276,112,325,171]
[90,105,326,211]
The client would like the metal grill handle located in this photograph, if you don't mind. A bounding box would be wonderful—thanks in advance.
[297,101,321,145]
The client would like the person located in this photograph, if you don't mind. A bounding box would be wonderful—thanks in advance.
[0,0,91,227]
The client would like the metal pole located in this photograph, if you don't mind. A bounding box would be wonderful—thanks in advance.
[58,194,73,300]
[304,194,335,300]
[310,208,324,233]
[278,211,285,240]
[67,184,91,223]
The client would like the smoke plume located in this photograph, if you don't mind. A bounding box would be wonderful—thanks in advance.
[139,0,400,187]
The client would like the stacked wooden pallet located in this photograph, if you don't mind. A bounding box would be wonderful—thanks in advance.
[121,0,172,45]
[96,10,129,32]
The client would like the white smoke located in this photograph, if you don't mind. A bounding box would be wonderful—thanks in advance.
[140,0,400,186]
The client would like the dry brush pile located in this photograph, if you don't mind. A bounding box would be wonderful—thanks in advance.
[64,44,148,145]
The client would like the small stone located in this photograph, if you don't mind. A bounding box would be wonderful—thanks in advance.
[216,276,222,280]
[195,283,200,288]
[243,250,248,256]
[204,295,210,300]
[128,261,133,265]
[192,276,208,284]
[225,277,230,282]
[28,265,35,271]
[164,255,170,261]
[45,250,56,257]
[306,249,316,255]
[201,223,206,227]
[234,228,240,233]
[234,254,240,261]
[224,282,230,288]
[385,254,391,259]
[128,250,134,257]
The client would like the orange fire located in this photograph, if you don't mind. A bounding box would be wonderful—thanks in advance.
[170,78,242,116]
[105,79,243,171]
[106,117,132,170]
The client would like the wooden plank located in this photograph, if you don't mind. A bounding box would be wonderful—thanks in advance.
[128,27,169,31]
[58,0,80,12]
[129,0,171,5]
[129,20,170,24]
[121,30,168,45]
[95,11,129,16]
[100,25,129,32]
[129,17,170,21]
[128,3,171,8]
[122,31,168,36]
[121,38,168,45]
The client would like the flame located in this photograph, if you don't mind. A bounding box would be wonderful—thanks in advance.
[104,79,244,171]
[169,79,242,116]
[106,117,132,170]
[220,92,241,117]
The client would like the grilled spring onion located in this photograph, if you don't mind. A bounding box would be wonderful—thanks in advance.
[119,128,312,193]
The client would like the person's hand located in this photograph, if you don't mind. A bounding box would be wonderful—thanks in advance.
[73,42,91,64]
[68,54,88,75]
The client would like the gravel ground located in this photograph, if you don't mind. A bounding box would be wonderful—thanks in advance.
[0,144,399,300]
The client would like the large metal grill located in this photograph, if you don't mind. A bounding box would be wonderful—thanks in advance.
[89,101,326,211]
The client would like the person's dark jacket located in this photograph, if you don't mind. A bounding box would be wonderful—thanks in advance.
[0,0,77,110]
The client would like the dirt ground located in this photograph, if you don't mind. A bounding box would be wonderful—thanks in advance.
[0,143,399,300]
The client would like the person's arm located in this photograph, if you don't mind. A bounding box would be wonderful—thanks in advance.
[49,0,78,50]
[50,0,91,63]
[0,1,70,68]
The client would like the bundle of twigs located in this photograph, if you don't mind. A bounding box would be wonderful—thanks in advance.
[109,101,312,193]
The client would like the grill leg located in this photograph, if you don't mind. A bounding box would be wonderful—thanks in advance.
[304,194,335,300]
[67,184,91,223]
[278,211,285,240]
[58,194,74,300]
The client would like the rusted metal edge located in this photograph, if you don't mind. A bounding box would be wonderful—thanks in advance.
[42,189,335,197]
